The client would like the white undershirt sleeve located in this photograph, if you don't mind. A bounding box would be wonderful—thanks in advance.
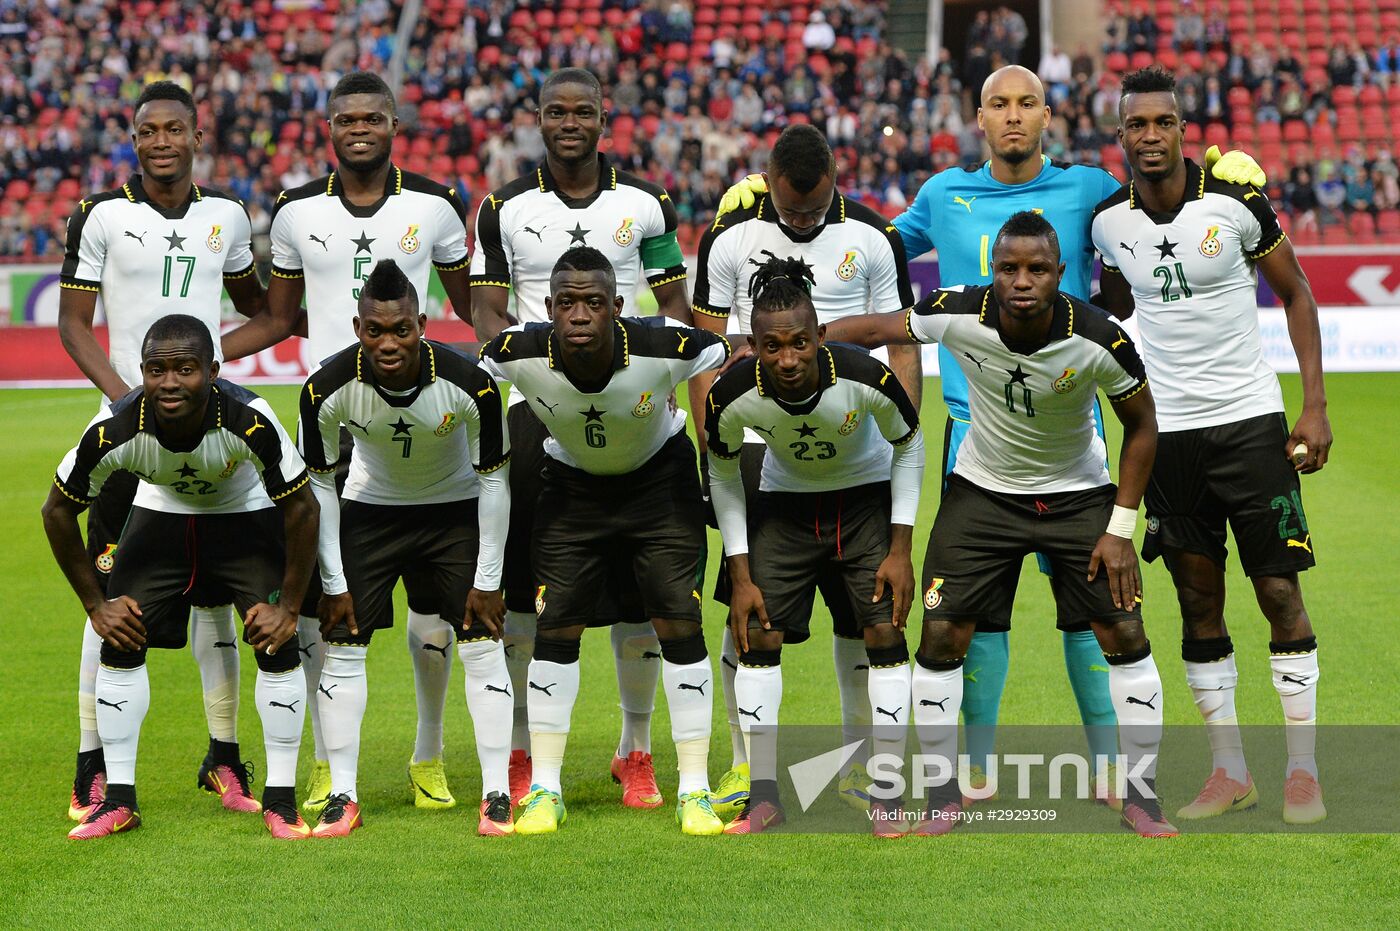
[889,428,925,527]
[707,451,749,556]
[473,465,509,591]
[309,471,346,595]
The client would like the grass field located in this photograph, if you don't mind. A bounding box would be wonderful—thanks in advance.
[2,374,1398,927]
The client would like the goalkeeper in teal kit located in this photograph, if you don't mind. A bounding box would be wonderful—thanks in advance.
[719,65,1265,803]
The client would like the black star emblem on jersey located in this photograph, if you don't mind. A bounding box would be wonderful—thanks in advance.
[567,223,590,245]
[176,462,198,478]
[580,404,606,422]
[164,230,187,251]
[1005,364,1030,386]
[1154,236,1178,260]
[389,417,413,435]
[794,421,819,438]
[352,231,376,254]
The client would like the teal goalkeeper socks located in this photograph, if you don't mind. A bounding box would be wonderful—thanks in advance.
[961,631,1010,770]
[1062,629,1118,761]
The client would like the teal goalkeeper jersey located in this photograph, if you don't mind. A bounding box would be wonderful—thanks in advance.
[893,157,1121,420]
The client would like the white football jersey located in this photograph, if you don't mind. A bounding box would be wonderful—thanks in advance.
[298,339,510,506]
[479,318,728,475]
[54,380,307,516]
[1092,159,1286,431]
[469,154,687,341]
[60,178,255,387]
[907,286,1147,494]
[692,192,914,333]
[270,165,469,363]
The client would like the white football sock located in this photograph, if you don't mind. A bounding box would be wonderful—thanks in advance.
[504,610,536,754]
[867,661,912,786]
[527,658,580,793]
[1271,648,1320,779]
[297,615,328,762]
[663,658,714,795]
[734,661,781,783]
[319,644,368,802]
[190,604,240,741]
[1185,654,1248,782]
[95,663,150,787]
[719,625,746,766]
[458,638,513,798]
[912,663,962,794]
[612,622,659,756]
[1108,652,1164,782]
[834,636,872,769]
[255,668,305,788]
[407,609,454,764]
[77,620,102,753]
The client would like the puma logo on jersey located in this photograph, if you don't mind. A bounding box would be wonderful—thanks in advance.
[124,230,147,245]
[927,291,949,312]
[308,233,332,251]
[1243,188,1261,200]
[477,381,496,397]
[536,397,559,415]
[80,198,94,213]
[97,426,112,447]
[523,225,546,241]
[953,196,977,212]
[244,417,266,437]
[1286,534,1312,553]
[1120,241,1138,259]
[1111,332,1127,350]
[676,334,690,355]
[486,194,503,209]
[499,334,513,354]
[879,370,891,385]
[307,383,322,404]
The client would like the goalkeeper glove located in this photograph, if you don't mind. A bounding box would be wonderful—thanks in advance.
[1204,144,1267,188]
[717,174,768,218]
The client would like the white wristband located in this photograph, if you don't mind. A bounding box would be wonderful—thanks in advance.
[1106,505,1138,539]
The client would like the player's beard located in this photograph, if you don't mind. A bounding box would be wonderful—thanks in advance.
[339,144,391,176]
[995,142,1038,166]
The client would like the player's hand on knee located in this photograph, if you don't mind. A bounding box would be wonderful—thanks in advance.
[466,588,506,639]
[873,553,915,630]
[92,596,145,650]
[729,581,769,653]
[1287,408,1332,473]
[246,602,298,654]
[1089,534,1141,611]
[317,592,357,638]
[717,173,767,217]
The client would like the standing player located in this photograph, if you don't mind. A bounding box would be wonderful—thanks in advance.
[478,247,729,836]
[1094,68,1331,824]
[42,316,318,839]
[222,71,474,814]
[298,260,514,838]
[691,125,918,815]
[705,255,925,835]
[58,81,271,821]
[470,68,692,808]
[826,213,1173,837]
[718,66,1263,798]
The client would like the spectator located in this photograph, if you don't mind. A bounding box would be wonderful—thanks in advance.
[1174,1,1205,53]
[1285,166,1321,234]
[1039,44,1073,106]
[802,11,836,52]
[1127,5,1158,54]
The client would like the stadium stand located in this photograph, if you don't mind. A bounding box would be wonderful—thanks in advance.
[3,0,1398,262]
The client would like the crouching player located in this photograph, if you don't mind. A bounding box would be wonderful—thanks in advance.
[43,315,318,839]
[479,246,730,836]
[298,260,515,838]
[826,212,1174,836]
[705,255,924,835]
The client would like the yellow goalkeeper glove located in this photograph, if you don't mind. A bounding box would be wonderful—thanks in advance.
[1204,145,1267,188]
[717,174,768,217]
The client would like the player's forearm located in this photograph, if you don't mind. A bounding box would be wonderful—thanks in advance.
[688,370,717,452]
[709,456,749,555]
[653,280,693,325]
[438,269,473,327]
[58,312,128,400]
[309,475,346,595]
[887,342,923,410]
[276,488,319,615]
[887,522,914,559]
[889,430,925,527]
[825,312,909,349]
[226,274,267,320]
[1114,410,1158,510]
[1282,293,1327,412]
[472,288,513,342]
[474,467,510,591]
[42,498,105,614]
[220,312,294,361]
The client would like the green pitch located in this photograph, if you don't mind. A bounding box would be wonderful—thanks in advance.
[1,375,1396,927]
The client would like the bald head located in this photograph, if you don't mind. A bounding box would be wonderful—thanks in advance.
[977,65,1050,168]
[980,65,1045,106]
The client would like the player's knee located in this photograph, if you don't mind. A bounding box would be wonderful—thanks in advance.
[866,640,909,668]
[863,623,905,654]
[658,629,707,665]
[738,647,781,668]
[99,644,147,669]
[1252,574,1308,628]
[917,618,971,664]
[1096,620,1149,657]
[254,645,300,674]
[653,617,703,647]
[1175,580,1225,637]
[533,635,582,665]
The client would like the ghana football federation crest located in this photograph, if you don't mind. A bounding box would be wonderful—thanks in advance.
[1052,368,1078,394]
[535,584,547,615]
[435,412,459,436]
[923,578,945,610]
[838,410,860,435]
[836,249,858,281]
[1199,225,1222,257]
[206,224,223,253]
[614,217,636,246]
[95,543,118,572]
[399,224,421,254]
[632,391,655,418]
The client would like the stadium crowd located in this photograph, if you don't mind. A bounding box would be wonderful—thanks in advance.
[3,0,1400,262]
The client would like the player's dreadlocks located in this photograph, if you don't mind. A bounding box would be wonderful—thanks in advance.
[142,314,215,365]
[360,259,419,309]
[748,251,817,317]
[552,245,617,292]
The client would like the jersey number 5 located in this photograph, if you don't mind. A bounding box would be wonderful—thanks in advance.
[352,256,373,300]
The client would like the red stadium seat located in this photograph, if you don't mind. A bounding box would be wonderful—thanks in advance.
[1105,51,1129,73]
[1255,122,1282,143]
[1377,210,1400,241]
[1129,51,1154,71]
[1184,122,1203,143]
[1348,212,1377,243]
[1283,121,1311,143]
